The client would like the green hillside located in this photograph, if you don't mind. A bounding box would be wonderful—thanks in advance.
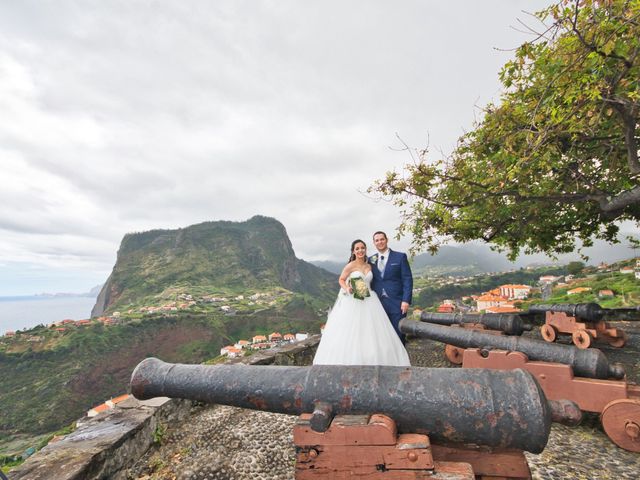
[1,216,337,459]
[93,215,336,315]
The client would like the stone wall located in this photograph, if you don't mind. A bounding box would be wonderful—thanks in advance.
[8,335,320,480]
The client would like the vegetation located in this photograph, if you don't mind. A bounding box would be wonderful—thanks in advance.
[526,270,640,308]
[95,215,336,315]
[0,215,336,459]
[371,0,640,259]
[413,265,567,309]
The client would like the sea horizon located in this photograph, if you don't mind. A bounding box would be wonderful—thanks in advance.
[0,295,97,334]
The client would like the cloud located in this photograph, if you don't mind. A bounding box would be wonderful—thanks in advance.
[4,0,604,295]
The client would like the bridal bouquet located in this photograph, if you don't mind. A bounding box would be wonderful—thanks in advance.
[350,277,370,300]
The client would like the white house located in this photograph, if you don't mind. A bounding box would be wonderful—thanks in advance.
[498,284,531,300]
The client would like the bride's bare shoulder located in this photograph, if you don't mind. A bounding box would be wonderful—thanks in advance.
[340,261,356,277]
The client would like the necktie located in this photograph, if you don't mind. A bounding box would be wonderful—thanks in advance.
[378,255,385,273]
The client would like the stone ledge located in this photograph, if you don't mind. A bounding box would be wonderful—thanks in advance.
[9,397,192,480]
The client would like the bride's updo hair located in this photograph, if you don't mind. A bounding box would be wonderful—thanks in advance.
[348,239,367,263]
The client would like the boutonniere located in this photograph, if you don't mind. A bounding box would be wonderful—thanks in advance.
[369,254,378,264]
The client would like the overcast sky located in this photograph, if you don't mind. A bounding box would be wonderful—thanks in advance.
[3,0,627,296]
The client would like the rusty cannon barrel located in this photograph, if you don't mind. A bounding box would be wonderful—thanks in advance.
[400,319,625,380]
[527,303,605,321]
[419,311,533,335]
[131,357,564,453]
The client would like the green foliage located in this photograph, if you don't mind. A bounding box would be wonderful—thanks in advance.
[371,0,640,259]
[567,261,586,275]
[153,422,167,445]
[0,216,336,455]
[414,266,566,308]
[98,216,336,314]
[536,271,640,307]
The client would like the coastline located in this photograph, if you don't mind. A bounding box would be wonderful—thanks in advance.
[0,296,97,334]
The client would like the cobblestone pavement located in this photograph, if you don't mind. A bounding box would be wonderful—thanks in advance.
[128,321,640,479]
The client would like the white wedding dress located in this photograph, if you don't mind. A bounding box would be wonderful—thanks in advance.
[313,271,411,366]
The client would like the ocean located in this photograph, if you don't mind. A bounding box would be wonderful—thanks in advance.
[0,296,97,334]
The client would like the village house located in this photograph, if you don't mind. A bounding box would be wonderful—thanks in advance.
[87,394,130,418]
[4,331,16,337]
[97,316,117,325]
[252,334,267,343]
[268,332,283,343]
[567,287,592,295]
[234,339,250,349]
[283,333,295,342]
[220,345,243,357]
[539,275,562,284]
[598,289,615,298]
[620,267,634,275]
[106,394,130,408]
[437,302,456,313]
[295,333,309,341]
[87,403,110,418]
[476,294,508,312]
[498,284,531,300]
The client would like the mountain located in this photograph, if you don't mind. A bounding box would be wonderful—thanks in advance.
[412,245,514,274]
[1,216,337,450]
[92,215,336,316]
[310,260,344,275]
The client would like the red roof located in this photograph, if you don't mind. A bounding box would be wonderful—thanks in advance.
[90,403,110,414]
[111,394,130,404]
[476,294,506,302]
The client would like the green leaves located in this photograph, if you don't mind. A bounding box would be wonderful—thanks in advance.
[371,0,640,260]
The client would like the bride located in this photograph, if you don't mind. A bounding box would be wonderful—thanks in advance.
[313,239,411,366]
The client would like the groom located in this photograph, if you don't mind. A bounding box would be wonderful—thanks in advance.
[369,231,413,344]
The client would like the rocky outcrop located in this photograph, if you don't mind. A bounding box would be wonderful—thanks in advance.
[90,216,336,315]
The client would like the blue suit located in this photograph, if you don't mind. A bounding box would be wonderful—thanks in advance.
[370,250,413,343]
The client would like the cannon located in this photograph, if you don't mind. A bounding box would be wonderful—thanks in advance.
[130,357,580,454]
[400,318,625,380]
[401,319,640,453]
[528,303,635,348]
[419,311,533,336]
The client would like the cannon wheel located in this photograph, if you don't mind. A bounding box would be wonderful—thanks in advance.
[601,399,640,452]
[540,324,557,343]
[572,329,592,349]
[444,344,464,365]
[608,331,628,348]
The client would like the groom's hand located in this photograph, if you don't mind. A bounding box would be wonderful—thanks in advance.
[401,302,409,315]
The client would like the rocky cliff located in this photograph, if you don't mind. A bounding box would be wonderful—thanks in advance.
[92,215,336,316]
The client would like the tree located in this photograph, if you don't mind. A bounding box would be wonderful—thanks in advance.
[567,260,586,275]
[370,0,640,259]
